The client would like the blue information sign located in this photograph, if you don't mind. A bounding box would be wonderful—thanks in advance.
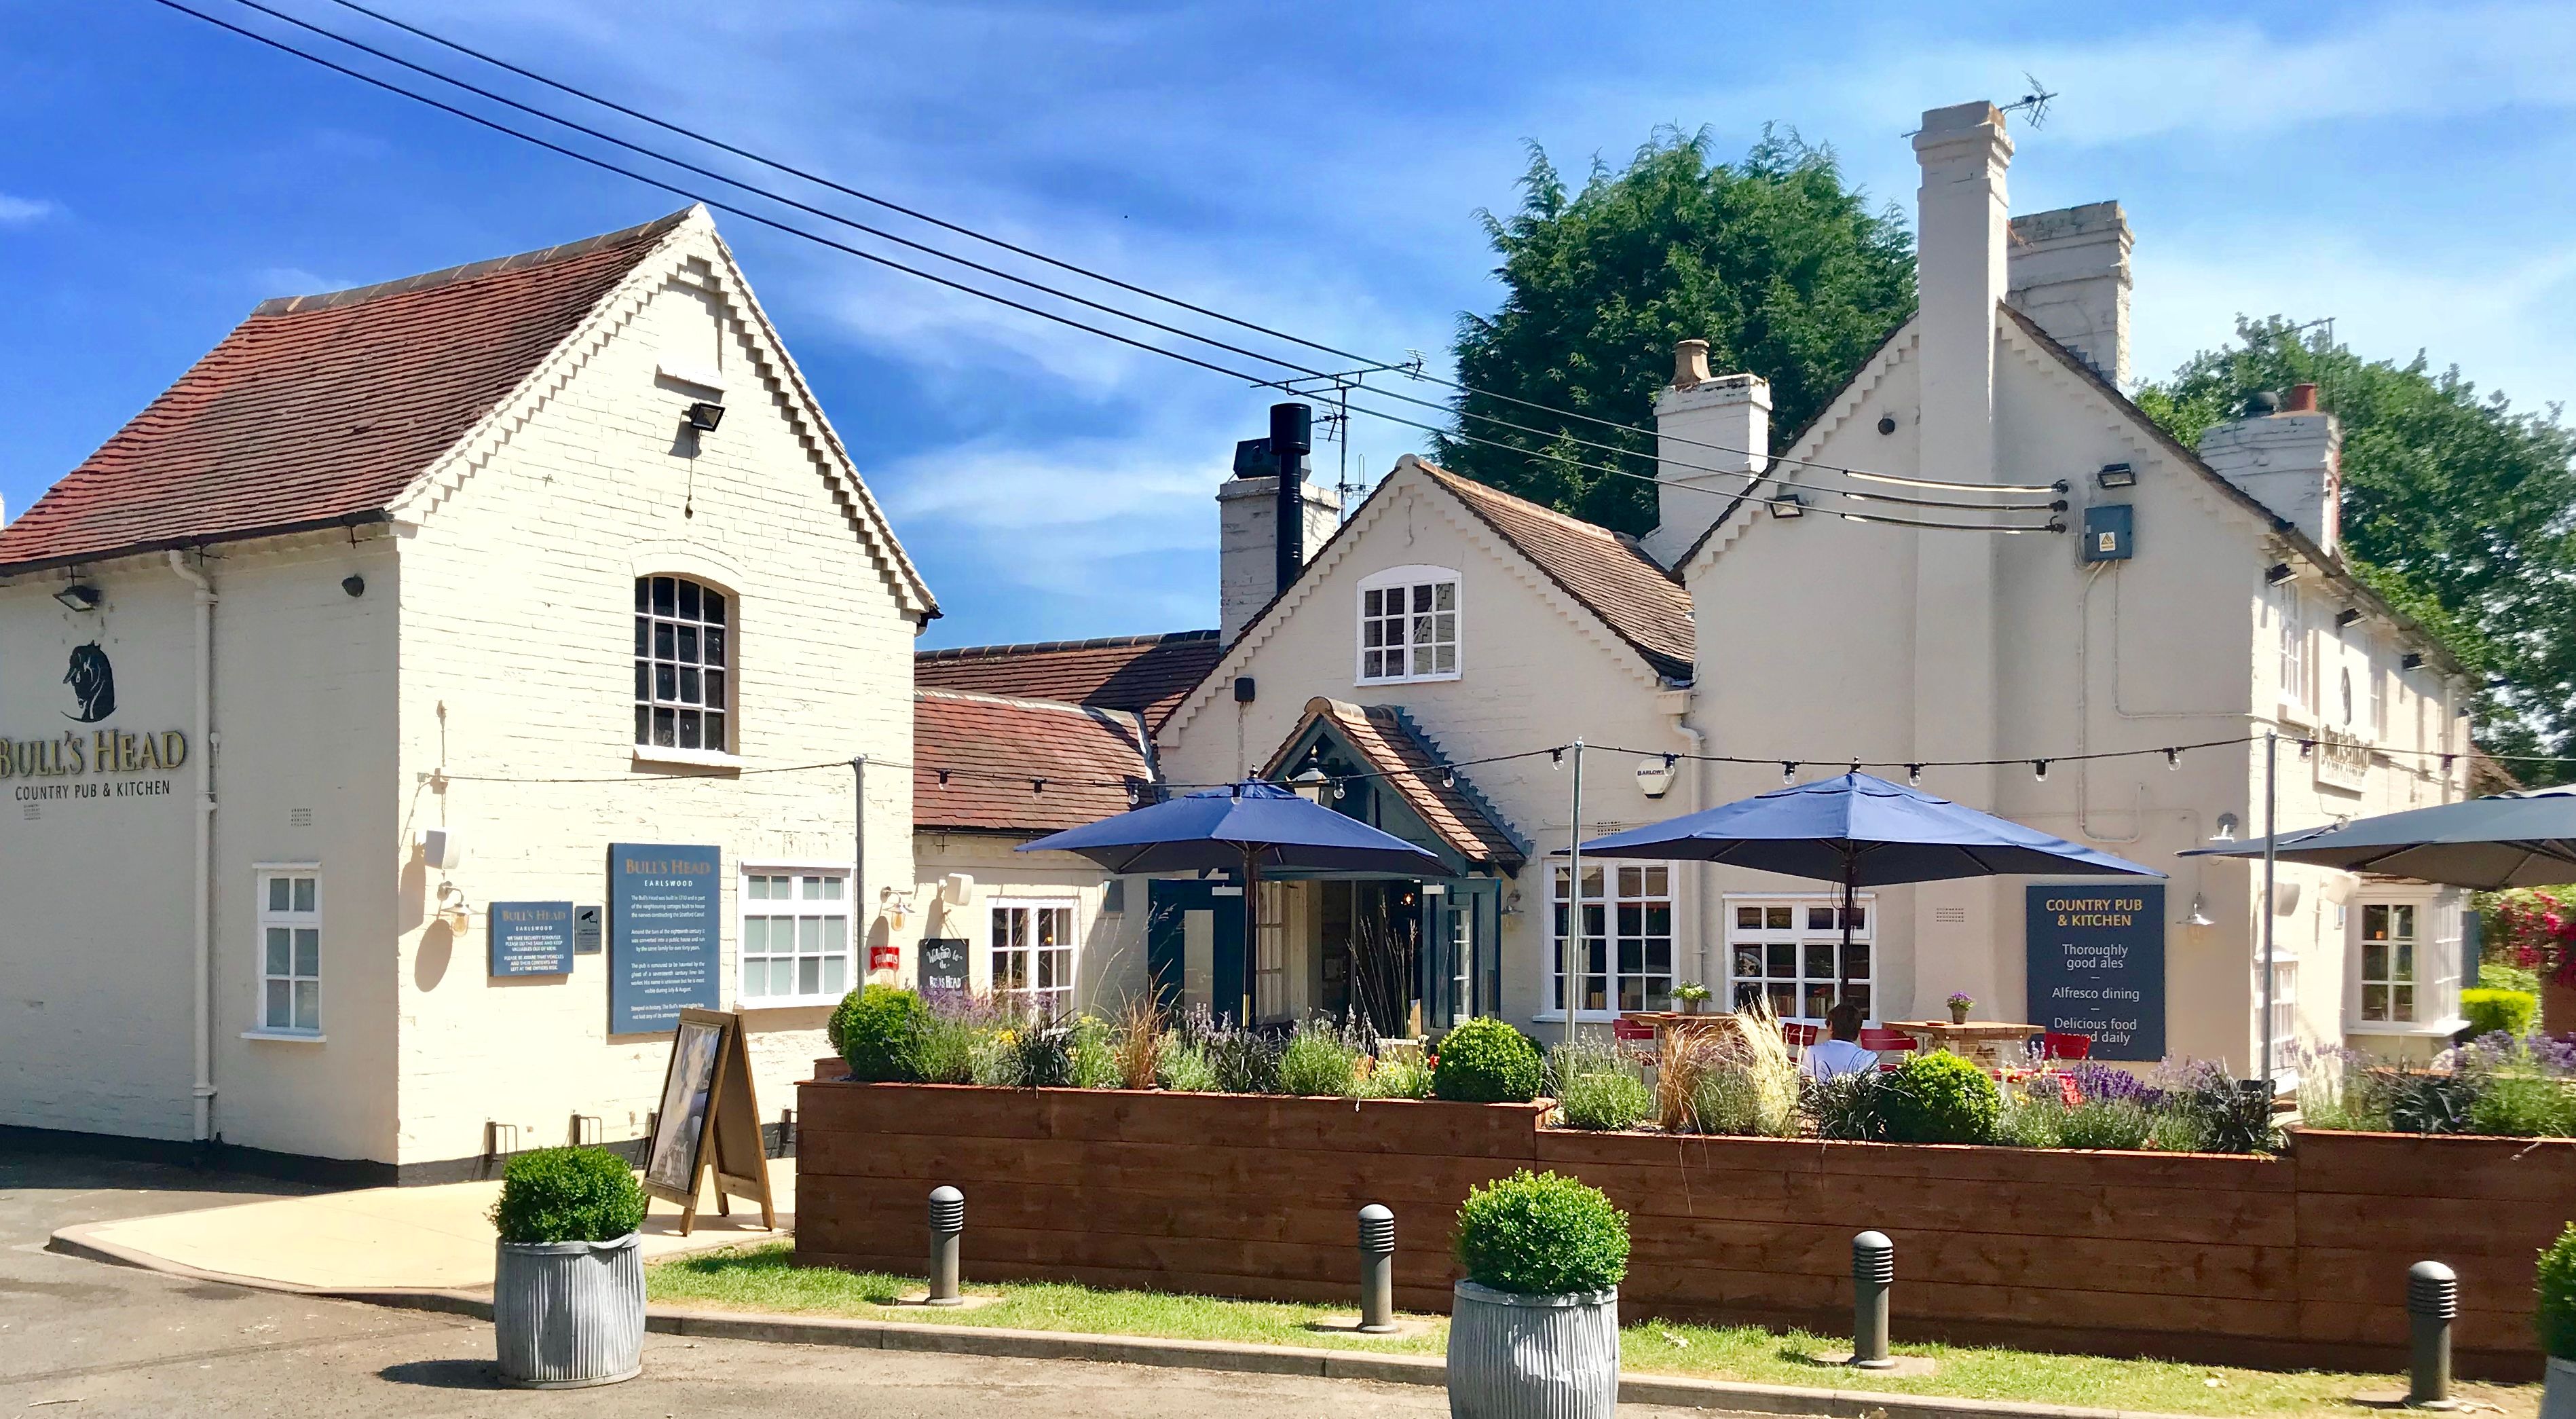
[489,900,575,977]
[2025,884,2165,1061]
[609,844,722,1035]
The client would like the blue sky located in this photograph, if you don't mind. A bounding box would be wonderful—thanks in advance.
[4,1,2572,647]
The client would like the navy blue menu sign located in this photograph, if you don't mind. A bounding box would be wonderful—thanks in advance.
[610,845,722,1035]
[489,901,574,977]
[2025,884,2165,1061]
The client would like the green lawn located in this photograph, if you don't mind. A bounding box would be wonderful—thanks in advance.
[648,1245,2538,1419]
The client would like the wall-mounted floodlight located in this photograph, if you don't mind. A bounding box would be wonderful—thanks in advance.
[2400,652,2425,671]
[54,584,102,611]
[2186,895,2216,927]
[684,401,725,432]
[2334,608,2362,628]
[2211,813,2240,843]
[1772,493,1806,518]
[2095,463,2138,489]
[2264,562,2297,587]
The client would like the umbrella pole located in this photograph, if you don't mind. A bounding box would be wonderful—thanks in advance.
[2261,731,2277,1090]
[1837,850,1856,1016]
[1242,846,1261,1029]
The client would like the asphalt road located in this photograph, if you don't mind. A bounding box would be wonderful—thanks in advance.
[0,1147,1699,1418]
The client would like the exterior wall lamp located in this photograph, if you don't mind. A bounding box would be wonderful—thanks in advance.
[54,583,102,611]
[1772,493,1806,518]
[2334,608,2362,628]
[2401,652,2425,671]
[2211,813,2240,843]
[684,401,725,432]
[1290,767,1329,805]
[2264,562,2298,587]
[2095,463,2137,489]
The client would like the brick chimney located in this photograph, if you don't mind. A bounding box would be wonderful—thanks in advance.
[2197,384,2340,557]
[2008,201,2132,386]
[1218,437,1341,644]
[1641,339,1770,567]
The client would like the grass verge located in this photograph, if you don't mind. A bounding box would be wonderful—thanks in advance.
[648,1245,2537,1418]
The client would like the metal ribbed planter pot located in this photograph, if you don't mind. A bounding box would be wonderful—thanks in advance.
[2543,1356,2576,1419]
[493,1234,646,1388]
[1445,1280,1619,1419]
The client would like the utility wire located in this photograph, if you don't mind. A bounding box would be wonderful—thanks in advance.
[143,0,2062,535]
[201,0,2058,520]
[303,0,2063,500]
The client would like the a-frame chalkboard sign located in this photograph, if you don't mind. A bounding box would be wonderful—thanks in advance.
[641,1008,776,1236]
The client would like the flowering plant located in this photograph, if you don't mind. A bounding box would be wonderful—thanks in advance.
[1945,992,1975,1008]
[2487,888,2576,987]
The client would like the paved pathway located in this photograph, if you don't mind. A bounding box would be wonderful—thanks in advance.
[3,1147,1721,1418]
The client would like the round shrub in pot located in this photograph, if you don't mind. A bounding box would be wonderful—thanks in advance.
[1434,1018,1545,1104]
[2541,1223,2576,1419]
[1878,1050,2000,1144]
[1447,1169,1628,1419]
[488,1146,649,1388]
[830,984,927,1082]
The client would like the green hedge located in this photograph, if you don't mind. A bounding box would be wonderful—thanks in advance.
[489,1146,646,1245]
[831,984,927,1082]
[1454,1169,1628,1295]
[1433,1018,1544,1104]
[2541,1223,2576,1359]
[1879,1050,2000,1144]
[2461,988,2538,1039]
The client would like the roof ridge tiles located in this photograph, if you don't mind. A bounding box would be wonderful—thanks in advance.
[250,208,693,318]
[916,628,1220,661]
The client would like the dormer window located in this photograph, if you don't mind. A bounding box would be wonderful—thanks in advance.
[1358,566,1460,684]
[636,575,729,752]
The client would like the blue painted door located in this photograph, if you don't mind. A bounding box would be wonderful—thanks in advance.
[1145,878,1247,1024]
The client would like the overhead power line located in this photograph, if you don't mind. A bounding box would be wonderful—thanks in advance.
[142,0,2061,534]
[287,0,2057,504]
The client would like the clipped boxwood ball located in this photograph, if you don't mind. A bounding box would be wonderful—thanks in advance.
[1879,1050,2000,1144]
[489,1145,646,1245]
[2541,1222,2576,1359]
[1455,1168,1629,1295]
[831,984,927,1082]
[1433,1017,1545,1103]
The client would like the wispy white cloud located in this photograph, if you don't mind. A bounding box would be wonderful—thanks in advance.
[0,194,58,225]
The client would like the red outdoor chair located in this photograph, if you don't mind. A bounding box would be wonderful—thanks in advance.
[2041,1031,2093,1061]
[1781,1022,1822,1048]
[1610,1016,1658,1065]
[1856,1028,1919,1069]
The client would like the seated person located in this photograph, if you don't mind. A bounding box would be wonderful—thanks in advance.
[1798,1003,1877,1080]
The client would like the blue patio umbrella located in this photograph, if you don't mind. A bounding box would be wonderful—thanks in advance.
[1020,781,1444,1014]
[1580,772,2163,1004]
[2180,784,2576,889]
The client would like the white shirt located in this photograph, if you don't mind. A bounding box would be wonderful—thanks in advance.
[1800,1038,1878,1080]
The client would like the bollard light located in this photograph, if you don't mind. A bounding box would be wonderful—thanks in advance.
[1357,1204,1397,1334]
[1851,1231,1896,1370]
[927,1185,966,1307]
[2406,1260,2458,1409]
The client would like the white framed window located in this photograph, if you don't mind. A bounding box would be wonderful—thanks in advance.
[1725,893,1875,1022]
[992,899,1076,1021]
[256,869,322,1035]
[2358,902,2417,1024]
[1357,566,1460,684]
[1550,862,1673,1016]
[740,868,848,1005]
[2368,636,2387,737]
[636,574,730,754]
[1252,881,1288,1022]
[2268,953,2298,1054]
[2275,582,2309,712]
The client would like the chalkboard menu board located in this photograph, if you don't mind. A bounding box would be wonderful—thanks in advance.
[488,900,574,977]
[610,844,722,1035]
[2025,884,2165,1061]
[920,937,970,995]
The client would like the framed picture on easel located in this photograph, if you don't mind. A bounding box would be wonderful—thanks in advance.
[641,1008,776,1235]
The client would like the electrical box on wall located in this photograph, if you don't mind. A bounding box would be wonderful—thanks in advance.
[2082,504,2133,562]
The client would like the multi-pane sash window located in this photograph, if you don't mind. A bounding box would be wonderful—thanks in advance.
[992,900,1076,1020]
[2276,583,2308,712]
[2360,903,2417,1022]
[1727,896,1874,1022]
[1358,570,1459,682]
[1252,881,1288,1022]
[741,870,848,1003]
[259,871,320,1034]
[1551,863,1673,1014]
[636,576,729,752]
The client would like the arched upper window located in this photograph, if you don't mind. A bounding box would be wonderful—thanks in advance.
[1356,565,1461,684]
[636,575,730,753]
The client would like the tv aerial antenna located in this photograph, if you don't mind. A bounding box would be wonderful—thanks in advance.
[2001,73,2058,128]
[1275,350,1427,519]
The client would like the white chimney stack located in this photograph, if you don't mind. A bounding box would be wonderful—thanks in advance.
[1218,452,1341,644]
[2199,383,2341,557]
[1641,339,1770,567]
[1913,100,2011,487]
[2008,201,2133,387]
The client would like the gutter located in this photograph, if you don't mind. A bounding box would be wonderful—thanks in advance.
[167,551,218,1142]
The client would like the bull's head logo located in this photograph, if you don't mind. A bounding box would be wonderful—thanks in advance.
[63,642,115,723]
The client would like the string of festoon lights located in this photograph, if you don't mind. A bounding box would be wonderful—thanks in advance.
[428,730,2562,796]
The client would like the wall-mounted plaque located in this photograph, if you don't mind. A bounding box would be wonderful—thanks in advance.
[489,901,574,977]
[610,844,722,1035]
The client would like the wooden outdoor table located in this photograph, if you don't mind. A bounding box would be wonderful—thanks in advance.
[1881,1020,2041,1071]
[1618,1010,1746,1058]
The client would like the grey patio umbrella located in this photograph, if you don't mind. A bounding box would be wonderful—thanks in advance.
[2181,785,2576,889]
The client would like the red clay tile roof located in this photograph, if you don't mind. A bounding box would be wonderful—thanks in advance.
[1262,697,1525,872]
[1411,460,1694,678]
[0,211,690,574]
[914,688,1155,835]
[915,630,1223,732]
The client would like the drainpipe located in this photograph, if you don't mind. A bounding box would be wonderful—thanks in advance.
[169,551,217,1142]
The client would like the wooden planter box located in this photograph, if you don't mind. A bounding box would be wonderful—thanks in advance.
[795,1075,2573,1380]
